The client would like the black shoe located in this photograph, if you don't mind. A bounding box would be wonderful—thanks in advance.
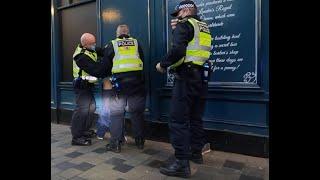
[106,141,121,153]
[83,130,96,138]
[160,159,191,178]
[119,136,127,146]
[72,137,92,146]
[190,152,203,164]
[135,137,145,149]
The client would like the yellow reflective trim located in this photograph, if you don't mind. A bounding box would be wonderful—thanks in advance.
[199,33,212,47]
[72,44,98,78]
[168,58,185,70]
[112,58,143,73]
[169,18,212,70]
[111,37,143,73]
[186,50,211,58]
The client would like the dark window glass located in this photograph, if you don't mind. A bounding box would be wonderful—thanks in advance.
[59,2,97,82]
[57,0,90,8]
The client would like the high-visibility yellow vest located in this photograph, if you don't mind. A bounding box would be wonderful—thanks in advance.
[169,18,212,70]
[111,37,143,74]
[72,44,98,83]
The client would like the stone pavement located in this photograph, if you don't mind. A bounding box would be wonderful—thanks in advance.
[51,123,269,180]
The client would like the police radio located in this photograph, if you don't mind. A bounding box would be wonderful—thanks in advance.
[202,61,212,83]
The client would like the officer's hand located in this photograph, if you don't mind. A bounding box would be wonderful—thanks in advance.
[156,62,166,74]
[171,19,179,30]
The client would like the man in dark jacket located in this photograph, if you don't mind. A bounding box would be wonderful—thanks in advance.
[101,25,146,153]
[71,33,106,146]
[156,1,212,178]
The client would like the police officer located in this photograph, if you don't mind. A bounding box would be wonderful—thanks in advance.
[101,24,146,153]
[156,1,212,178]
[71,33,106,146]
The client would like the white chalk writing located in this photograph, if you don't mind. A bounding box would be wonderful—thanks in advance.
[168,0,256,84]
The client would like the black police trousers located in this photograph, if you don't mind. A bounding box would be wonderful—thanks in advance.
[71,88,96,139]
[169,67,208,160]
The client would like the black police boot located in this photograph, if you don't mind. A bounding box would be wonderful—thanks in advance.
[83,130,96,139]
[160,159,191,178]
[120,136,127,146]
[190,151,203,164]
[135,137,145,149]
[71,137,92,146]
[106,140,121,153]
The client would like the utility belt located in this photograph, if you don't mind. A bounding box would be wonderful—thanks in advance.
[120,76,143,83]
[110,74,144,93]
[72,77,94,89]
[173,61,211,82]
[73,69,96,89]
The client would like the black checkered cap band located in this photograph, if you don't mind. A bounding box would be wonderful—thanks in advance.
[176,3,195,10]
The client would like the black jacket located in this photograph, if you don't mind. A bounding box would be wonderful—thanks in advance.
[101,34,145,96]
[160,15,201,68]
[73,45,106,78]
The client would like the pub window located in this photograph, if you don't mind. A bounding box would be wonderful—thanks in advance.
[59,1,97,82]
[57,0,91,8]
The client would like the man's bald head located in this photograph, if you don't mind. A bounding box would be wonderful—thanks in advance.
[80,33,96,49]
[116,24,130,37]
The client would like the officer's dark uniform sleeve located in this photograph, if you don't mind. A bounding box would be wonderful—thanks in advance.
[137,41,147,82]
[95,46,105,57]
[138,42,144,63]
[74,54,106,78]
[100,42,115,77]
[160,22,194,68]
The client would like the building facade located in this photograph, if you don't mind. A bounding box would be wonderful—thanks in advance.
[51,0,269,157]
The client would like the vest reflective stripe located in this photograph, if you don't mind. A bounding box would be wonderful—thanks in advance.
[72,44,98,83]
[184,50,211,64]
[111,37,143,74]
[169,18,212,69]
[184,56,208,66]
[187,44,211,51]
[117,55,140,59]
[112,59,143,73]
[112,63,143,70]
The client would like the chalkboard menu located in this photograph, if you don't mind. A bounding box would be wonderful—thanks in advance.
[166,0,260,87]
